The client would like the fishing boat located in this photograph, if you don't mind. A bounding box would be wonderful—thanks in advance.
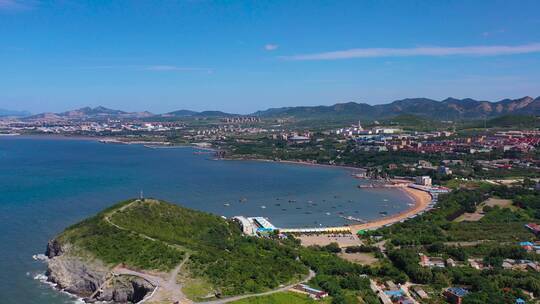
[340,215,366,223]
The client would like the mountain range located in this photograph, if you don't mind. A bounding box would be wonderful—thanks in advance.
[253,96,540,120]
[13,96,540,122]
[25,106,154,121]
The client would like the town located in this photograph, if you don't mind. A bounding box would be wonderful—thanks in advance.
[2,106,539,304]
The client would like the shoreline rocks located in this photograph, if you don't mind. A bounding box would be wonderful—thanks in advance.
[44,239,154,303]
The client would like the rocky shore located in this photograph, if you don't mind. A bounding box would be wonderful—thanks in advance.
[45,239,155,303]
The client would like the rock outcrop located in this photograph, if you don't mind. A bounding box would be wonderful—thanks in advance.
[45,239,154,303]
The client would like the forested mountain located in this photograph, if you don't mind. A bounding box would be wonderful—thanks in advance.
[254,96,540,120]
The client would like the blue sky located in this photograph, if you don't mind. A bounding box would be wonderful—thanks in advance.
[1,0,540,114]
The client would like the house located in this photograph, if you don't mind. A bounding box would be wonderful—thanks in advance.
[419,254,445,268]
[438,166,452,175]
[444,287,469,304]
[290,284,328,300]
[442,159,464,166]
[288,135,310,143]
[386,281,399,290]
[446,258,457,267]
[415,176,432,186]
[520,241,534,252]
[516,298,526,304]
[412,286,429,299]
[525,223,540,235]
[468,259,485,270]
[502,259,514,270]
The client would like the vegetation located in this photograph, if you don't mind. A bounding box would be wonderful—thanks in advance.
[58,199,308,298]
[299,247,379,304]
[230,292,331,304]
[59,200,185,271]
[366,184,540,302]
[57,182,540,303]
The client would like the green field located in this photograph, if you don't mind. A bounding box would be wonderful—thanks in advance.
[230,292,331,304]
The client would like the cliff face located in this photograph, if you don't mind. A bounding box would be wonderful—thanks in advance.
[45,239,154,303]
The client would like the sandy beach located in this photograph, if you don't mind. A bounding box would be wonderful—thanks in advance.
[349,186,432,233]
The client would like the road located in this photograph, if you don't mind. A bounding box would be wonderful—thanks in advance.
[114,254,191,304]
[199,270,315,304]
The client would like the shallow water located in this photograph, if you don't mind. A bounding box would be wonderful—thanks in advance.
[0,136,410,304]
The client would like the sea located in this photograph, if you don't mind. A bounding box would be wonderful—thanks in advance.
[0,136,411,304]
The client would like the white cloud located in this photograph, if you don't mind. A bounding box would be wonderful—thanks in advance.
[283,43,540,61]
[264,44,279,51]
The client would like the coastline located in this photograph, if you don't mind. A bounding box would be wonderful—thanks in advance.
[349,186,432,232]
[7,135,426,231]
[220,156,367,172]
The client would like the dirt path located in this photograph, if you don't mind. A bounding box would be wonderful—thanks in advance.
[104,199,184,250]
[114,254,192,304]
[103,200,192,303]
[104,200,317,304]
[199,270,315,304]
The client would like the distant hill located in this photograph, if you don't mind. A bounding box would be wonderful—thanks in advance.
[159,109,236,118]
[0,108,31,117]
[254,96,540,121]
[25,106,153,121]
[481,115,540,129]
[161,109,199,117]
[18,95,540,123]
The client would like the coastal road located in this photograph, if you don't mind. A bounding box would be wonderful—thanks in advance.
[199,270,316,304]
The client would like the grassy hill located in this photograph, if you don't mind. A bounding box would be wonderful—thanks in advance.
[57,199,308,297]
[485,114,539,128]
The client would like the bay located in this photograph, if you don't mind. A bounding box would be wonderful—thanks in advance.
[0,136,410,304]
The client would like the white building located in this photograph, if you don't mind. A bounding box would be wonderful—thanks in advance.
[415,176,432,186]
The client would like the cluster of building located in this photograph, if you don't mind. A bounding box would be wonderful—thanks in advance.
[417,253,538,272]
[270,131,313,143]
[502,258,540,272]
[350,127,539,156]
[335,121,401,137]
[232,216,278,236]
[475,158,539,171]
[1,120,184,134]
[519,241,540,253]
[185,126,269,141]
[221,116,261,124]
[370,280,415,304]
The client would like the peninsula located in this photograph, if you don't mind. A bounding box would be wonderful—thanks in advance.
[44,199,311,303]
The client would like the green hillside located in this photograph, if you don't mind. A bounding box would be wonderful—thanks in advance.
[56,199,308,297]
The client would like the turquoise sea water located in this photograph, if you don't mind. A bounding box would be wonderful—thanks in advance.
[0,136,411,304]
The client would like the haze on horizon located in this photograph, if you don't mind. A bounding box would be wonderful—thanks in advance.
[1,0,540,114]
